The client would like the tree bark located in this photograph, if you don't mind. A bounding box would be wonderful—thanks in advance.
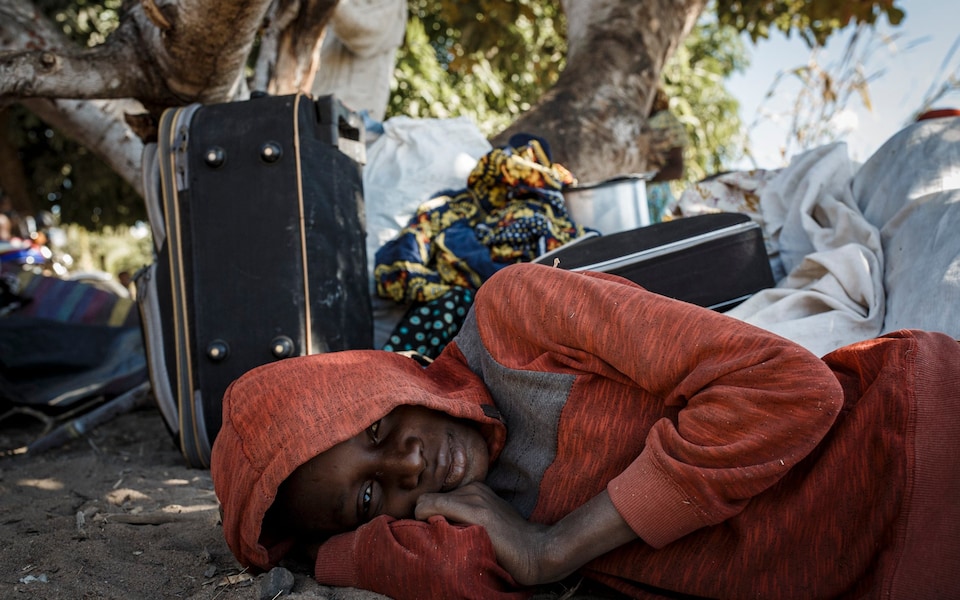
[492,0,707,183]
[0,2,139,99]
[270,0,339,95]
[0,0,254,107]
[250,0,304,93]
[251,0,340,96]
[0,0,321,200]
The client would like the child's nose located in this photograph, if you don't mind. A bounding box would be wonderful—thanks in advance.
[382,438,424,489]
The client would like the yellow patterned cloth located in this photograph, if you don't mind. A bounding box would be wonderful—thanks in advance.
[374,137,590,304]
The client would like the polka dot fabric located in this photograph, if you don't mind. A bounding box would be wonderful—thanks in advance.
[382,287,475,358]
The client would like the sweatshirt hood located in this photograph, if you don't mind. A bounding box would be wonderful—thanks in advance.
[210,348,504,571]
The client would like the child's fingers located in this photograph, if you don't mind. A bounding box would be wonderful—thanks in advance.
[413,483,495,524]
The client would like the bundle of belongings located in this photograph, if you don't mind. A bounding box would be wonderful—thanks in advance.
[663,112,960,357]
[373,134,594,358]
[367,112,960,363]
[0,270,147,453]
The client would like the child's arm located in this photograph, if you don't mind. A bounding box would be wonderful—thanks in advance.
[311,514,531,600]
[464,263,845,572]
[416,482,635,586]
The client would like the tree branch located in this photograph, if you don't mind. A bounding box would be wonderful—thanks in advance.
[493,0,707,182]
[133,0,273,104]
[251,0,304,93]
[0,2,163,104]
[22,98,146,197]
[0,45,147,100]
[270,0,338,95]
[0,0,274,107]
[0,2,144,196]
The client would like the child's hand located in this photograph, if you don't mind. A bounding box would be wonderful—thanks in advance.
[416,482,639,587]
[414,482,553,586]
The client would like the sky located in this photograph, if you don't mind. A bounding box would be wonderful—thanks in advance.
[727,0,960,169]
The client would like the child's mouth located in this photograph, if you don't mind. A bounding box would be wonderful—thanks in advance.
[440,437,467,492]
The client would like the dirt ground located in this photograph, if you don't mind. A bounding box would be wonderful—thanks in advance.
[0,400,615,600]
[0,403,393,600]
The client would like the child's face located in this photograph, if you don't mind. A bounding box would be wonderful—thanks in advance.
[275,405,490,535]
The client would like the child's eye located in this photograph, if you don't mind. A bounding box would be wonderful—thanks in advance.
[361,482,373,519]
[367,420,381,442]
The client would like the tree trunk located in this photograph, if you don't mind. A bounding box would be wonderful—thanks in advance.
[0,0,706,199]
[0,0,336,199]
[271,0,339,95]
[492,0,706,183]
[251,0,339,95]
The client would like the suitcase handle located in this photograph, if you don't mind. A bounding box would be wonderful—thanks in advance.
[309,94,365,164]
[312,95,362,145]
[248,92,363,146]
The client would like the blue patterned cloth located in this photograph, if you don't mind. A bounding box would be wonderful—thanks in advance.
[374,137,591,304]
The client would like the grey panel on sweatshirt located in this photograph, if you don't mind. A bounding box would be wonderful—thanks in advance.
[454,309,574,518]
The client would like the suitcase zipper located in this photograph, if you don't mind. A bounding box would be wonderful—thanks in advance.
[159,105,210,468]
[565,221,760,273]
[293,94,312,355]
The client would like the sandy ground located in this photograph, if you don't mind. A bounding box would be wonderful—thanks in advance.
[0,401,617,600]
[0,404,393,600]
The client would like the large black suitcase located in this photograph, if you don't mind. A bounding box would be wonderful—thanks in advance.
[137,94,372,468]
[535,212,774,311]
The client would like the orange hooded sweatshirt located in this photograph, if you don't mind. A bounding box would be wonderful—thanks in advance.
[211,263,960,599]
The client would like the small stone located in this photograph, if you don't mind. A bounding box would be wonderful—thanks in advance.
[259,566,294,600]
[203,565,217,578]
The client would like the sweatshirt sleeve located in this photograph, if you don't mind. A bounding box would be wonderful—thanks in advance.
[471,263,845,548]
[314,516,531,600]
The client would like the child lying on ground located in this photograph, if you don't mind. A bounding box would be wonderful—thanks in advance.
[211,262,959,599]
